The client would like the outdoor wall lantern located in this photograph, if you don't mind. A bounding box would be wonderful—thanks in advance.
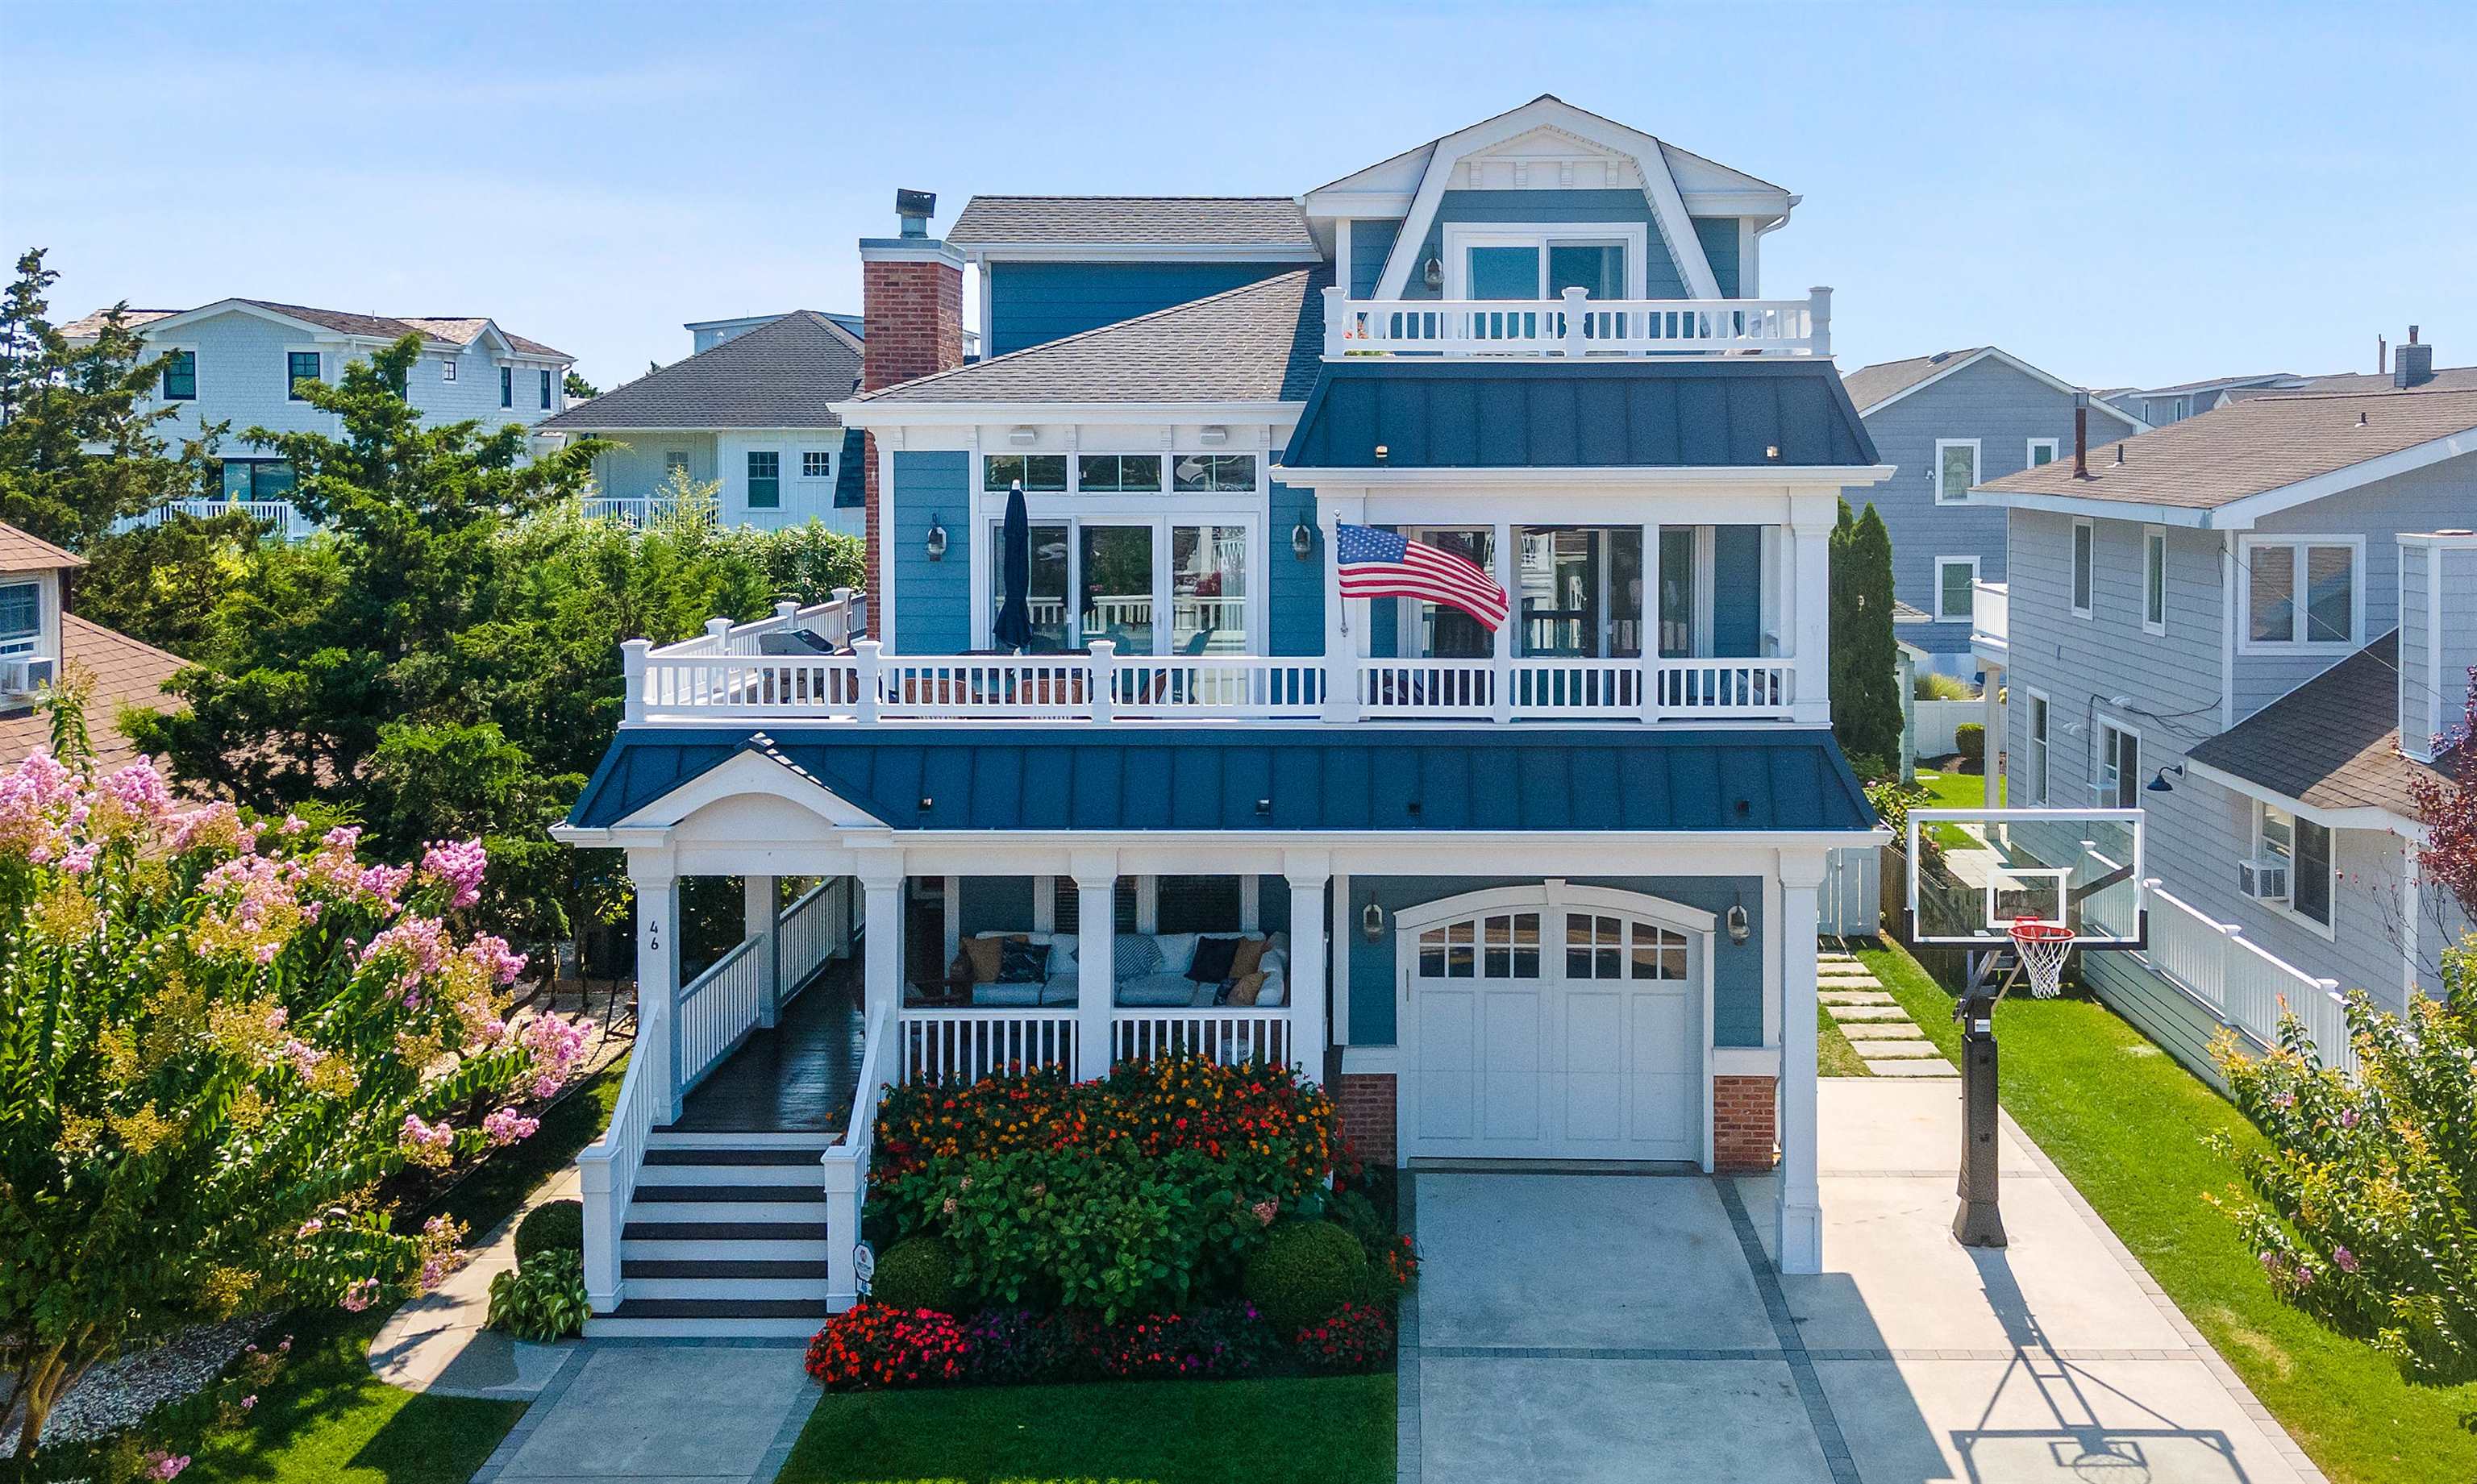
[1198,425,1230,446]
[1361,901,1385,942]
[1292,520,1315,560]
[925,518,947,561]
[2146,763,2184,794]
[1725,900,1751,946]
[1423,256,1444,290]
[1006,425,1038,447]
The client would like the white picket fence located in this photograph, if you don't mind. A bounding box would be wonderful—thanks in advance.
[2139,884,2355,1074]
[896,1009,1078,1083]
[1112,1008,1292,1067]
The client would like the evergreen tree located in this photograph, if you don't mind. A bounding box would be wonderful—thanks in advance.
[0,248,216,547]
[563,369,599,400]
[1830,500,1904,776]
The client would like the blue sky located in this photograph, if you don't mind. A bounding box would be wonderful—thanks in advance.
[5,1,2469,391]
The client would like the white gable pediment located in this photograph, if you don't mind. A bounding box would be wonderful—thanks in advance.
[614,746,889,835]
[1454,124,1642,191]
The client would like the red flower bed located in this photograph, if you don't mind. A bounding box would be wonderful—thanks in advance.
[1295,1303,1396,1373]
[804,1303,971,1390]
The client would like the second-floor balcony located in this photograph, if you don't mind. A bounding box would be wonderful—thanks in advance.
[1970,580,2009,662]
[1322,285,1831,360]
[121,497,316,541]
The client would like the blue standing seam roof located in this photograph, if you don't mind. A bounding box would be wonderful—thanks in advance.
[566,725,1876,835]
[1280,358,1879,471]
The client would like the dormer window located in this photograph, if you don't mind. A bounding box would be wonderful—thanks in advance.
[1442,224,1647,300]
[0,581,39,659]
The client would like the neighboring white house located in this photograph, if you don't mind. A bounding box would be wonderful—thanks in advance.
[64,298,574,538]
[1,521,187,773]
[539,310,867,534]
[1971,379,2477,1083]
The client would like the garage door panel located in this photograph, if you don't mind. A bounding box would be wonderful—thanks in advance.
[1629,990,1697,1153]
[1481,988,1545,1141]
[1414,988,1479,1141]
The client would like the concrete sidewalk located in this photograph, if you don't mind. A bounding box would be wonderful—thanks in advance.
[468,1341,817,1484]
[368,1167,579,1400]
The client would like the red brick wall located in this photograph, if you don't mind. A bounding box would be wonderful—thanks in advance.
[1713,1075,1778,1172]
[1336,1072,1397,1168]
[858,253,964,617]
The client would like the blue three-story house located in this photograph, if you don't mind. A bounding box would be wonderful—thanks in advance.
[556,97,1890,1336]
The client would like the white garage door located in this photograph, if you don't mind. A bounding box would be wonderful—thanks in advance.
[1401,891,1704,1162]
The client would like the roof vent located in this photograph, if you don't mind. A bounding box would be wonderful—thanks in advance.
[895,188,937,239]
[2394,326,2434,389]
[2358,411,2370,426]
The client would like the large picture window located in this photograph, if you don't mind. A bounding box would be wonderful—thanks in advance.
[987,518,1252,656]
[2242,536,2359,651]
[983,453,1068,493]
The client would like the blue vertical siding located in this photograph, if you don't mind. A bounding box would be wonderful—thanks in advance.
[1349,220,1401,297]
[1712,525,1763,655]
[1268,481,1323,656]
[1691,218,1741,298]
[1344,875,1766,1045]
[892,451,971,653]
[987,261,1303,355]
[1402,190,1688,300]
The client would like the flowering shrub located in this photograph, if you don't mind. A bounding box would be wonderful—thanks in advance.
[0,746,584,1463]
[1093,1303,1284,1380]
[960,1307,1093,1386]
[805,1303,972,1390]
[1295,1303,1396,1373]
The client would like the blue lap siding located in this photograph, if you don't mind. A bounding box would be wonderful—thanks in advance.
[891,451,971,652]
[987,261,1305,355]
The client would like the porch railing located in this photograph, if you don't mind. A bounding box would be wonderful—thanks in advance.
[1112,1008,1291,1067]
[577,997,664,1313]
[122,497,314,539]
[897,1008,1078,1083]
[578,494,718,529]
[1322,285,1830,360]
[2138,884,2353,1074]
[822,997,897,1312]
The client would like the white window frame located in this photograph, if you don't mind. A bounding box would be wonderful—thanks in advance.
[440,354,458,382]
[2070,517,2096,619]
[2025,688,2050,806]
[0,579,42,658]
[1440,222,1651,300]
[2094,719,2140,809]
[1933,438,1981,505]
[2142,525,2168,636]
[1073,451,1166,494]
[800,449,835,480]
[1934,556,1980,622]
[2026,436,2060,468]
[2252,800,2338,940]
[2237,534,2364,655]
[663,451,690,476]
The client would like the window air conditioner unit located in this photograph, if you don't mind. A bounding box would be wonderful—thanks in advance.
[1,655,57,696]
[2237,858,2290,901]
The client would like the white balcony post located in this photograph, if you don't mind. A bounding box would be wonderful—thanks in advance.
[1322,285,1349,360]
[1788,502,1834,725]
[1088,639,1117,723]
[1320,513,1359,723]
[1284,854,1331,1083]
[704,616,732,646]
[747,874,781,1029]
[1073,852,1118,1079]
[621,638,652,722]
[631,860,682,1124]
[856,852,905,1028]
[852,638,883,724]
[1982,677,2004,809]
[1492,521,1517,722]
[1778,851,1825,1274]
[1640,522,1663,722]
[1559,285,1588,357]
[1808,287,1832,357]
[830,586,856,646]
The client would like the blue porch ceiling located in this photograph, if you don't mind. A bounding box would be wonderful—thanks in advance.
[567,726,1875,835]
[1280,359,1878,471]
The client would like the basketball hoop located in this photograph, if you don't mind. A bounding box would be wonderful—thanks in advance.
[2009,917,2075,999]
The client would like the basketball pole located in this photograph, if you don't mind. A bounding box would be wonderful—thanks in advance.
[1952,981,2007,1248]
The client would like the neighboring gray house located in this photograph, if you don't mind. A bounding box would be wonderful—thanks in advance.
[2101,371,2300,428]
[1842,347,2142,672]
[540,310,867,534]
[1972,385,2477,1081]
[2220,333,2474,404]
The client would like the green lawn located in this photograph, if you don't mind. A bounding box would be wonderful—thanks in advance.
[1817,1000,1871,1077]
[778,1374,1396,1484]
[1854,940,2477,1484]
[1913,767,2002,851]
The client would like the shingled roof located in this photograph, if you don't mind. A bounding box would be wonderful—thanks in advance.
[1842,348,1992,414]
[2222,365,2477,401]
[0,617,187,773]
[58,301,568,360]
[543,311,864,430]
[2186,631,2461,821]
[0,522,83,574]
[948,196,1316,249]
[851,269,1327,408]
[1977,387,2477,513]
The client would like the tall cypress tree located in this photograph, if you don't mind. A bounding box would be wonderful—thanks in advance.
[1830,499,1904,777]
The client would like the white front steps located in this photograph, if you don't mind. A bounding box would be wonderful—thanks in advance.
[585,1131,839,1340]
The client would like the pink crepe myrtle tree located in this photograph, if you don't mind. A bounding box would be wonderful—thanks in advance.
[0,742,589,1462]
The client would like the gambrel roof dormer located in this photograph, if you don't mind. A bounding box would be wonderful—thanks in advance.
[1302,94,1797,302]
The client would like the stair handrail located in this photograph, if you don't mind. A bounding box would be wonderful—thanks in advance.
[577,994,665,1315]
[821,996,897,1312]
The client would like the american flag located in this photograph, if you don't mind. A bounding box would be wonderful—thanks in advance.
[1334,523,1509,629]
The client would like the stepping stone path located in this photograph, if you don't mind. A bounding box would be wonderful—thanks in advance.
[1820,950,1957,1079]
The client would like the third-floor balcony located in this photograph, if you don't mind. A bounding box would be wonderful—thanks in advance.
[1321,285,1831,361]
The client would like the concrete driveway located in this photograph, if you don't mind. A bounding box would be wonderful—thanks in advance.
[1404,1079,2325,1484]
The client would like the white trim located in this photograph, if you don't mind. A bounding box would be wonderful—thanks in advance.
[1933,439,1981,505]
[1276,463,1898,491]
[2179,755,2420,836]
[2234,534,2366,656]
[2027,436,2061,469]
[2250,798,2339,941]
[959,243,1324,264]
[2093,717,2141,809]
[2142,525,2169,636]
[1849,347,2147,427]
[2025,688,2051,806]
[1438,222,1651,299]
[1934,555,1981,623]
[840,399,1302,428]
[2071,517,2096,619]
[1972,425,2477,530]
[612,750,891,831]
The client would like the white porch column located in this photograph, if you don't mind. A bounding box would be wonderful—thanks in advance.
[1320,511,1359,723]
[631,859,682,1124]
[856,851,906,1030]
[1073,850,1118,1079]
[1788,498,1834,725]
[1981,670,2005,809]
[1491,521,1516,722]
[1777,850,1826,1274]
[1284,852,1332,1083]
[747,874,781,1028]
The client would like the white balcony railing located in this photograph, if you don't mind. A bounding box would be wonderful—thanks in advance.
[1113,1008,1291,1068]
[578,494,722,529]
[2138,884,2354,1075]
[1971,580,2009,658]
[897,1008,1078,1084]
[121,498,314,539]
[1323,285,1830,360]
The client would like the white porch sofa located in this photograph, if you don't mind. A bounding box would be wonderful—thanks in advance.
[948,930,1287,1009]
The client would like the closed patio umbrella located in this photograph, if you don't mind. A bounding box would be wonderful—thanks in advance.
[993,479,1034,653]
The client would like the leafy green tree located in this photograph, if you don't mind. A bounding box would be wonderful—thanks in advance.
[562,369,598,401]
[70,509,273,659]
[1830,500,1903,775]
[0,248,216,547]
[2212,940,2477,1405]
[0,737,588,1461]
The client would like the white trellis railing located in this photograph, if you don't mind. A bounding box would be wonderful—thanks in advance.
[896,1009,1078,1084]
[822,998,897,1312]
[1112,1008,1292,1067]
[1323,285,1830,359]
[2138,884,2354,1074]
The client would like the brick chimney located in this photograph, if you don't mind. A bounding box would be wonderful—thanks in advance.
[2393,324,2434,389]
[859,189,965,619]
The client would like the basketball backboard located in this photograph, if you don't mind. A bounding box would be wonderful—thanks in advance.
[1904,809,2147,946]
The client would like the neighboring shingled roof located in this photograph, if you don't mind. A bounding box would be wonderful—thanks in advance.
[1979,387,2477,511]
[52,308,180,338]
[57,301,569,360]
[0,616,187,772]
[853,269,1327,407]
[2187,631,2461,819]
[542,311,864,430]
[0,522,83,573]
[2129,371,2299,398]
[1841,348,1991,414]
[2222,365,2477,401]
[948,196,1316,248]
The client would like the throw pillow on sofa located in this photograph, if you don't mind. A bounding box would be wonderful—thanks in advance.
[1229,936,1270,978]
[961,935,1014,983]
[996,940,1051,983]
[1113,933,1162,981]
[1188,936,1243,983]
[1225,971,1267,1006]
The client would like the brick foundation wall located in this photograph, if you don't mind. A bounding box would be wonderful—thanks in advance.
[1336,1072,1397,1168]
[858,251,964,620]
[1713,1075,1778,1172]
